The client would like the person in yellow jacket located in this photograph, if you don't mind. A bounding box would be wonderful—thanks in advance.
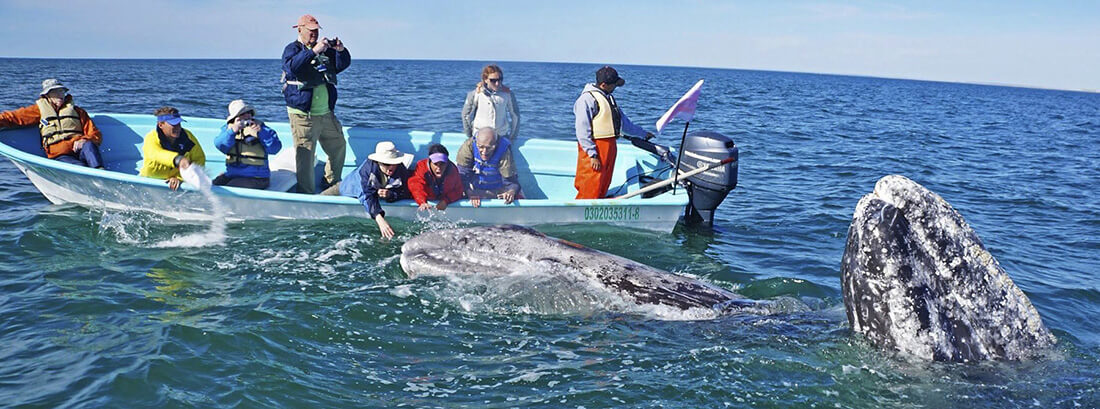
[140,106,205,190]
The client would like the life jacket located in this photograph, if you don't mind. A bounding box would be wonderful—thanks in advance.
[471,137,511,190]
[225,127,267,167]
[587,90,622,139]
[471,89,510,134]
[36,97,83,149]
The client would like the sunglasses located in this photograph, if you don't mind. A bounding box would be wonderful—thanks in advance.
[487,77,503,84]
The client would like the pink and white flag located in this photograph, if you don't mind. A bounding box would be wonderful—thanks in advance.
[655,79,704,133]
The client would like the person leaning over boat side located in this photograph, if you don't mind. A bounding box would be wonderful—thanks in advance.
[409,144,464,212]
[282,13,351,194]
[461,64,520,141]
[140,107,206,191]
[0,79,104,168]
[213,100,282,190]
[320,141,414,239]
[573,66,654,199]
[455,127,520,207]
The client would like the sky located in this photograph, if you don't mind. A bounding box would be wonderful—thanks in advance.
[2,0,1098,91]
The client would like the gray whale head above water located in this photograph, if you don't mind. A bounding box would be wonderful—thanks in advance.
[400,225,757,312]
[842,175,1055,362]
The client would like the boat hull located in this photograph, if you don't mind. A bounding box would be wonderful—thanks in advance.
[1,114,688,232]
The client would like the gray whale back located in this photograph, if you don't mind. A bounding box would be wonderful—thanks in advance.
[842,175,1055,361]
[400,225,750,311]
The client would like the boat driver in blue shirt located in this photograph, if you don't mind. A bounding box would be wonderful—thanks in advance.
[321,141,414,239]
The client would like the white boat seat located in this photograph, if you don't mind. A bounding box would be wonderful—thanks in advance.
[267,147,301,192]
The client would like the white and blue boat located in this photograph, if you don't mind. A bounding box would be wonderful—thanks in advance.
[0,114,737,232]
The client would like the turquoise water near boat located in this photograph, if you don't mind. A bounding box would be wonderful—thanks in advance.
[0,58,1098,407]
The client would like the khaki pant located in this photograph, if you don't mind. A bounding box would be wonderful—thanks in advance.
[289,112,347,194]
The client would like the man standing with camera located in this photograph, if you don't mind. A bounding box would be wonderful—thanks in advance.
[281,14,351,194]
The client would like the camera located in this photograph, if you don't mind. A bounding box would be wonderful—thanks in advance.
[238,119,254,127]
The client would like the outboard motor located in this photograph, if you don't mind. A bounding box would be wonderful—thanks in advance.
[678,131,738,226]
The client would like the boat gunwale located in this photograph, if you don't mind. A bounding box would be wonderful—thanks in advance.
[0,113,689,209]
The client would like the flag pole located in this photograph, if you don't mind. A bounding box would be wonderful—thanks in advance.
[672,121,690,195]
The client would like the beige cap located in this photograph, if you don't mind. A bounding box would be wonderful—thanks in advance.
[367,141,414,167]
[226,99,255,122]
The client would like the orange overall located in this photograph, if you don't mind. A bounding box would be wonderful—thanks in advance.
[574,138,617,199]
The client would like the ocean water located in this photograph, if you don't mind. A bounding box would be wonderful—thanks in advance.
[0,58,1098,408]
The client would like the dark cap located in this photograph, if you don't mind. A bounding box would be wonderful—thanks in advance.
[596,66,625,86]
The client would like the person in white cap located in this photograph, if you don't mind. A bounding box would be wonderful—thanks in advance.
[321,141,414,239]
[282,13,351,194]
[212,100,282,189]
[0,79,104,168]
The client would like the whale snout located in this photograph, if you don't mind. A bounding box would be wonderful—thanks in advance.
[841,175,1055,362]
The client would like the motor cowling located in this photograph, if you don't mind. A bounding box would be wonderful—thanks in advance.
[678,131,738,226]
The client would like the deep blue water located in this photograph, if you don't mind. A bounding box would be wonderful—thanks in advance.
[1,58,1098,408]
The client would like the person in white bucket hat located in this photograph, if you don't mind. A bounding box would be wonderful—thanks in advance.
[321,141,414,239]
[212,99,282,190]
[0,78,104,168]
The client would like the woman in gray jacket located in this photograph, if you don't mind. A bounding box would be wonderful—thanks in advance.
[461,64,520,141]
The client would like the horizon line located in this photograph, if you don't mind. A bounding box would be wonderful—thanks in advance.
[1,56,1096,95]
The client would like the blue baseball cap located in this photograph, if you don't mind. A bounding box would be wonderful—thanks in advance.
[156,114,184,126]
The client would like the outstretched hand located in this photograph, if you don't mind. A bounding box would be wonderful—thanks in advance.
[375,215,394,240]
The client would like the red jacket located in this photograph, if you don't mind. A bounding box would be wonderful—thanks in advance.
[408,158,464,205]
[0,96,102,159]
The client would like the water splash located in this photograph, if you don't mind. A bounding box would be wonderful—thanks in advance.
[412,259,739,321]
[151,165,226,248]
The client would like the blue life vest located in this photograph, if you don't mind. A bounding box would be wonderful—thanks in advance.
[472,137,511,190]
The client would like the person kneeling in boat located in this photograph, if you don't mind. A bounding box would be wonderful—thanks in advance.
[140,107,206,191]
[409,144,464,212]
[0,79,104,168]
[213,100,282,190]
[320,141,413,239]
[456,127,520,207]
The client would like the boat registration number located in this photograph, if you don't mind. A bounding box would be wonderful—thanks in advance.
[584,206,641,221]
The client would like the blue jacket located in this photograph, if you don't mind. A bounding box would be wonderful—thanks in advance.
[281,41,351,112]
[214,123,282,178]
[339,160,412,218]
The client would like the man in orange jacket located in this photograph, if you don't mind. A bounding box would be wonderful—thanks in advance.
[0,79,104,168]
[573,66,653,199]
